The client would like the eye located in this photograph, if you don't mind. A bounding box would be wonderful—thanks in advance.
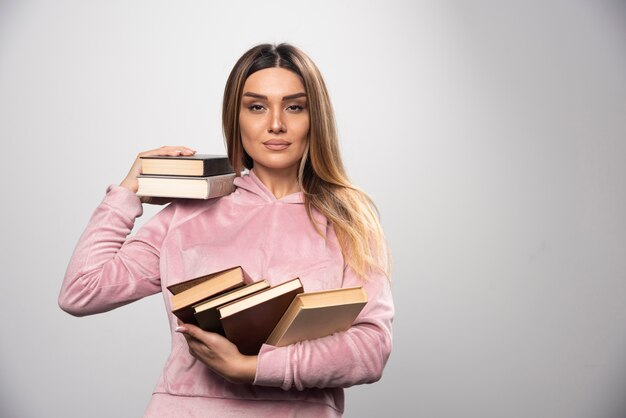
[286,104,305,112]
[247,104,265,112]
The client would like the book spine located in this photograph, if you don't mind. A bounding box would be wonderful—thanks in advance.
[203,159,235,176]
[207,174,236,198]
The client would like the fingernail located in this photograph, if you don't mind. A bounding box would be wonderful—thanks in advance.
[175,326,187,333]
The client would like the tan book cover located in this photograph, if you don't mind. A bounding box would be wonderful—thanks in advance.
[193,280,270,334]
[137,173,236,200]
[140,154,233,177]
[266,286,367,347]
[218,278,304,355]
[169,266,245,324]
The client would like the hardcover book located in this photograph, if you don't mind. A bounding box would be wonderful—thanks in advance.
[169,266,245,324]
[137,173,236,200]
[193,280,270,333]
[218,278,304,355]
[266,286,367,347]
[140,154,234,177]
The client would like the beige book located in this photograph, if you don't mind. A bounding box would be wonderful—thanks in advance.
[137,173,236,200]
[266,286,367,347]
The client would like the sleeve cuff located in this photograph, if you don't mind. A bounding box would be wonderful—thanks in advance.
[103,184,143,220]
[253,343,292,390]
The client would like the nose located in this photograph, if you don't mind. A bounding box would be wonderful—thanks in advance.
[268,108,286,134]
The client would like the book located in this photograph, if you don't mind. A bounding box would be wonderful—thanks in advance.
[193,280,270,333]
[140,154,234,177]
[266,286,367,347]
[137,173,236,200]
[169,266,245,324]
[218,278,304,355]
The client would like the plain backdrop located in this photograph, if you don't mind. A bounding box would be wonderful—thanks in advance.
[1,1,626,417]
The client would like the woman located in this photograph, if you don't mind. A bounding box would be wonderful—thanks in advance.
[59,43,393,417]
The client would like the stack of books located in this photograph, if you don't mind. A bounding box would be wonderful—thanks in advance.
[169,266,368,355]
[137,154,236,199]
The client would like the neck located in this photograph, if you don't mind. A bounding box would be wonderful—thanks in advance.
[252,165,300,199]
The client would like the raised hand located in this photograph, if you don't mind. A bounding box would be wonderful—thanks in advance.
[120,145,196,204]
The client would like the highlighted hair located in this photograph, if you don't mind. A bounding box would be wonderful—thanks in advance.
[223,43,390,280]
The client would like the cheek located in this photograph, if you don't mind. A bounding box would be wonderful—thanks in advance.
[239,114,259,142]
[294,117,310,140]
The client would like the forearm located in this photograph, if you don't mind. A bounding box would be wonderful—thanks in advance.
[232,355,258,384]
[254,272,394,390]
[255,322,392,390]
[59,185,162,315]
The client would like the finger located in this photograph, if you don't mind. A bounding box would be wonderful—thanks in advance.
[158,145,196,154]
[175,322,188,334]
[175,326,196,347]
[168,146,196,155]
[175,323,203,341]
[178,322,206,341]
[140,146,197,158]
[177,323,224,347]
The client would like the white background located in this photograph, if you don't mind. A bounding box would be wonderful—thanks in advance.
[1,1,625,417]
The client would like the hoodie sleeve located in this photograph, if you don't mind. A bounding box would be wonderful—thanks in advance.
[253,262,394,390]
[58,185,173,316]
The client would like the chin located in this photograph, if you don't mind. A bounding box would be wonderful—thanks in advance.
[248,152,300,170]
[255,162,300,172]
[251,157,301,172]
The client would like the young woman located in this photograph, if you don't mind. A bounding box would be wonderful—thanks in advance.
[59,43,393,417]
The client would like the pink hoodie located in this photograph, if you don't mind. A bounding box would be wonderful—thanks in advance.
[59,170,394,417]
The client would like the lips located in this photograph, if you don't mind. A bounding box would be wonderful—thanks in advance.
[263,140,291,151]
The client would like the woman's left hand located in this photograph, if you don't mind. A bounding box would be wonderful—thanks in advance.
[176,322,258,384]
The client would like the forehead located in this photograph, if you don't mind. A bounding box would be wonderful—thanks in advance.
[242,68,305,97]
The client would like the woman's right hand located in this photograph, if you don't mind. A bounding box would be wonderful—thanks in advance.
[120,145,196,204]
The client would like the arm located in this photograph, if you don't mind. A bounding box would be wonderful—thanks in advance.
[58,185,173,316]
[59,146,195,316]
[254,264,394,390]
[174,263,392,389]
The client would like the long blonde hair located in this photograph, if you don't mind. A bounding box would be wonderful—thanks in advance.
[222,43,390,280]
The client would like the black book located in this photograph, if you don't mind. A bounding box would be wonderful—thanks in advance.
[140,154,234,177]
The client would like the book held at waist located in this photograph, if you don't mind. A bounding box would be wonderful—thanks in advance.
[218,278,304,355]
[169,266,246,325]
[140,154,234,177]
[137,173,236,200]
[193,280,270,334]
[170,266,367,355]
[266,286,367,347]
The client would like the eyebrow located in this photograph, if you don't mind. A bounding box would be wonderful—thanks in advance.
[242,92,307,100]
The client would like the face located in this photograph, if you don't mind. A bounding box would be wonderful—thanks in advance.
[239,67,309,177]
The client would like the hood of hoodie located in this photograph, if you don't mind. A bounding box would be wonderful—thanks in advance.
[233,169,304,205]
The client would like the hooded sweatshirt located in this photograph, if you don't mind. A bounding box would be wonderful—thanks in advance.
[59,170,394,417]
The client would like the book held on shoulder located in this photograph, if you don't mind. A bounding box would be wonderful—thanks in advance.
[137,154,236,200]
[136,173,236,200]
[141,154,233,177]
[168,266,368,355]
